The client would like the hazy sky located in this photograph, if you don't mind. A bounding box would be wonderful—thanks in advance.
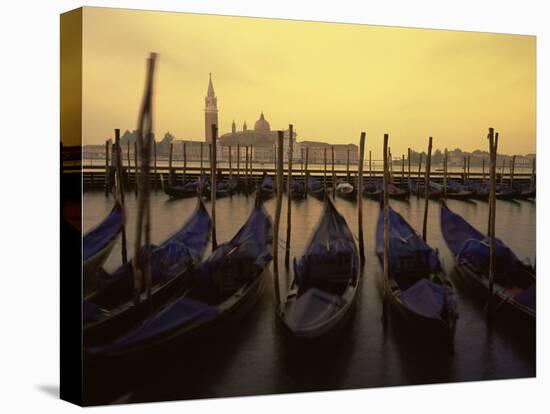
[82,7,535,157]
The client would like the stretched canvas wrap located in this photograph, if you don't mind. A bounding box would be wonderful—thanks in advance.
[60,6,536,406]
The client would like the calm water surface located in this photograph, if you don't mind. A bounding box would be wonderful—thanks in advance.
[83,190,536,405]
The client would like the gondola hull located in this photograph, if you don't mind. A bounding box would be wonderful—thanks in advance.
[87,266,267,359]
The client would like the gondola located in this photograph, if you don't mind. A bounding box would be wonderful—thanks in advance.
[288,177,306,199]
[466,181,489,201]
[280,198,360,337]
[259,172,276,199]
[84,200,212,346]
[514,182,536,200]
[362,178,382,199]
[444,180,475,200]
[375,203,458,343]
[495,184,519,200]
[88,200,273,357]
[204,174,238,199]
[386,183,409,200]
[335,181,357,201]
[163,175,208,199]
[83,203,123,282]
[409,180,444,199]
[440,202,535,320]
[307,175,325,199]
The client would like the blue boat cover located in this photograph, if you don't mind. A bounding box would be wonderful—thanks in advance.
[93,201,211,298]
[308,175,323,192]
[194,205,273,292]
[91,205,272,354]
[83,204,123,261]
[400,278,457,318]
[90,297,217,353]
[261,174,274,191]
[515,283,536,309]
[375,205,441,289]
[283,287,345,331]
[440,204,523,275]
[294,199,358,287]
[290,177,305,193]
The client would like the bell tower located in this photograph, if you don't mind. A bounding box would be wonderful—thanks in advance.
[204,73,218,143]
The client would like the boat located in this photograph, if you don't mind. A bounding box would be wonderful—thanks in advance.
[495,184,519,200]
[83,203,123,282]
[259,172,276,199]
[204,174,238,199]
[288,177,306,199]
[444,180,475,200]
[280,198,360,337]
[362,178,382,199]
[307,175,325,199]
[466,181,489,201]
[335,181,357,201]
[440,202,535,320]
[83,200,212,346]
[88,200,273,357]
[513,182,536,200]
[163,175,208,199]
[375,203,459,343]
[386,183,409,200]
[410,180,444,199]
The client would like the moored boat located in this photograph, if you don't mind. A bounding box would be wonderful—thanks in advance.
[88,200,273,357]
[375,203,458,344]
[280,198,360,337]
[335,181,357,201]
[307,175,325,199]
[84,200,212,346]
[83,203,124,284]
[440,202,535,321]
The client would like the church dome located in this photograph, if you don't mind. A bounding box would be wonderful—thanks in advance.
[254,112,270,132]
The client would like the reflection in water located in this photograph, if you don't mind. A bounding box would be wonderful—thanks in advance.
[83,190,535,405]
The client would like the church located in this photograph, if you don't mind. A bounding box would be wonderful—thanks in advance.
[204,74,356,164]
[205,75,296,154]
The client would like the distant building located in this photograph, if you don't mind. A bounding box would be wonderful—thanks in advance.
[204,73,218,143]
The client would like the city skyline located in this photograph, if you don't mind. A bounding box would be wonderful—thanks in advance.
[81,7,535,158]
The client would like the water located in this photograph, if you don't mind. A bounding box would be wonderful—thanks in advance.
[83,190,536,405]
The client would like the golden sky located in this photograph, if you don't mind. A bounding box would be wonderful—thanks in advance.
[82,7,535,157]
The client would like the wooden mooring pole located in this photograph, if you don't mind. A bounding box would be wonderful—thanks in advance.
[382,133,390,299]
[228,145,232,177]
[211,125,218,250]
[417,154,423,197]
[331,145,336,198]
[114,129,128,264]
[183,142,187,184]
[168,142,174,187]
[153,137,157,189]
[443,149,448,200]
[236,143,241,189]
[358,132,366,266]
[407,148,411,192]
[134,141,138,196]
[487,128,498,308]
[422,137,433,241]
[323,147,327,198]
[443,148,447,200]
[245,145,250,194]
[104,140,110,197]
[305,146,309,194]
[346,146,350,181]
[285,125,294,269]
[273,131,284,307]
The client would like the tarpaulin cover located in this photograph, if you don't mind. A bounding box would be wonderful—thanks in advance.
[283,287,346,331]
[83,205,123,261]
[90,297,217,353]
[400,278,457,318]
[514,283,536,309]
[375,205,441,289]
[294,199,358,287]
[194,205,273,292]
[440,203,523,275]
[336,182,354,193]
[308,175,323,192]
[171,174,209,191]
[92,201,211,302]
[261,174,274,191]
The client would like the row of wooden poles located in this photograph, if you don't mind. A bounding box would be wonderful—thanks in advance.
[101,136,536,198]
